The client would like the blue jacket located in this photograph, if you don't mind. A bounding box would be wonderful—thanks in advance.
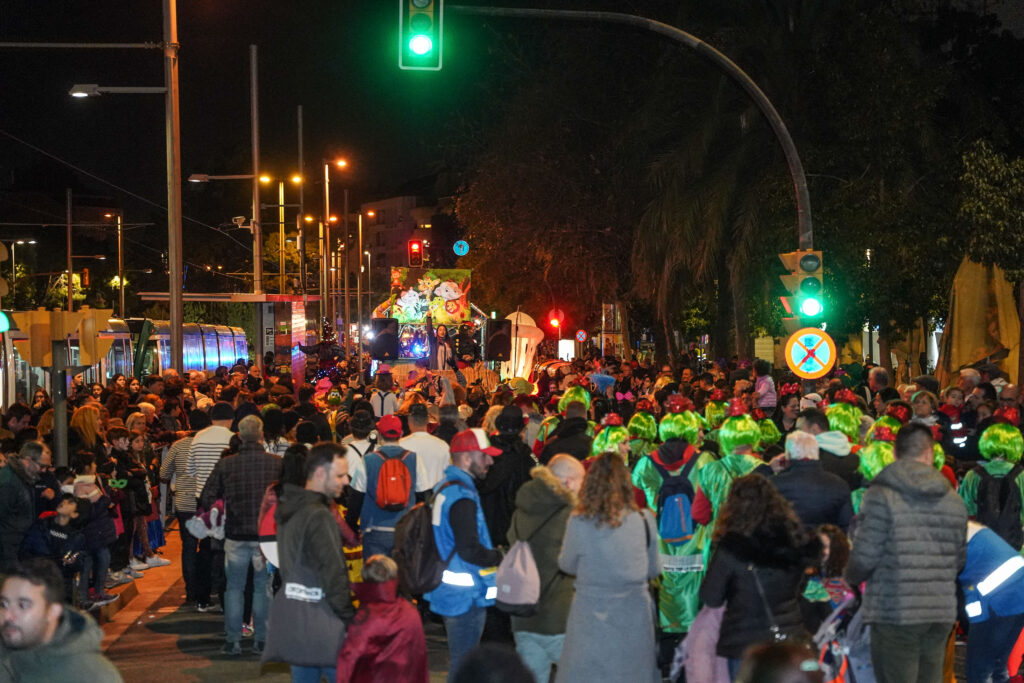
[362,445,418,532]
[425,466,497,617]
[959,524,1024,622]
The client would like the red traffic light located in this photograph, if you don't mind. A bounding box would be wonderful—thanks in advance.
[408,239,424,267]
[550,319,560,328]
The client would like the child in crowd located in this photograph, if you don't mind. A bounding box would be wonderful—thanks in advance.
[335,555,429,683]
[73,452,121,606]
[21,493,86,603]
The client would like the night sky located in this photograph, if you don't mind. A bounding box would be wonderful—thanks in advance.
[0,0,503,278]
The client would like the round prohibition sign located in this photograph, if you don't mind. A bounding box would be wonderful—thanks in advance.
[575,329,588,343]
[784,328,837,380]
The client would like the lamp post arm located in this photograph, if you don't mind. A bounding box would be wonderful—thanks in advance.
[448,5,813,250]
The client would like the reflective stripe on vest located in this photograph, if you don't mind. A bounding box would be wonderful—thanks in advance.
[978,556,1024,596]
[442,570,475,587]
[965,601,983,618]
[485,586,497,600]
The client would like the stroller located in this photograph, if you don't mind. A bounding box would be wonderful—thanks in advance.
[813,594,875,683]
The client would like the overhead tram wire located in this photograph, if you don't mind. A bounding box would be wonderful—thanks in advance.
[0,126,252,249]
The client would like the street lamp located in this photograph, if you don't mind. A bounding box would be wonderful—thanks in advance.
[1,239,37,293]
[259,174,301,293]
[323,158,350,344]
[364,250,372,315]
[69,83,166,97]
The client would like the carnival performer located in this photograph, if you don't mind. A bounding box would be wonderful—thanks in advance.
[691,400,773,566]
[632,405,714,641]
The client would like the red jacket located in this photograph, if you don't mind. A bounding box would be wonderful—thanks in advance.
[335,579,428,683]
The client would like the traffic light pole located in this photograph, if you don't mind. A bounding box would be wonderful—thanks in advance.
[51,341,69,467]
[448,5,813,250]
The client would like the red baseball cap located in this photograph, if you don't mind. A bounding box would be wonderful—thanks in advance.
[377,414,403,439]
[450,428,502,456]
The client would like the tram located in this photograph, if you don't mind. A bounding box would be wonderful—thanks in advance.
[0,317,248,409]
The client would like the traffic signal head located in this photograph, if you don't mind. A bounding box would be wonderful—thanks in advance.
[399,0,443,71]
[408,239,424,267]
[779,250,824,332]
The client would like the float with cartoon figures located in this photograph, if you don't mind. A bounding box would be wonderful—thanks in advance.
[370,267,501,389]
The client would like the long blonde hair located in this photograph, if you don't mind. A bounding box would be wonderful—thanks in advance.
[481,405,504,435]
[70,404,101,448]
[574,451,638,528]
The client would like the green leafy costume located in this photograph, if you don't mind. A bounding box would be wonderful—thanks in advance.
[631,410,711,632]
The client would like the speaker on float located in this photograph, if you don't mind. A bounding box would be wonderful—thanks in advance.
[370,318,400,361]
[485,319,512,362]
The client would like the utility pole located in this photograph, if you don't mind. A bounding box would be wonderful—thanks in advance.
[251,44,263,295]
[163,0,184,372]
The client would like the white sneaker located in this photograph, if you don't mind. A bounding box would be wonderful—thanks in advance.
[129,558,148,572]
[145,555,171,567]
[126,567,144,579]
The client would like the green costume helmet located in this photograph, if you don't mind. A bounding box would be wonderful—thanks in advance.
[866,415,902,444]
[827,402,863,443]
[704,401,727,431]
[629,411,657,443]
[558,385,592,413]
[858,439,895,481]
[757,418,782,450]
[591,425,630,458]
[659,411,703,445]
[978,422,1024,463]
[719,414,761,457]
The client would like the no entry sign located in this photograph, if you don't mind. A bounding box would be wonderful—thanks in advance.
[784,328,837,380]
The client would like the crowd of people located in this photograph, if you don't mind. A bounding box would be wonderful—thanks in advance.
[1,346,1023,683]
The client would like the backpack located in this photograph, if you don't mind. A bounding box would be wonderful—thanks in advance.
[495,505,564,616]
[392,480,467,595]
[373,449,413,512]
[651,446,699,546]
[974,463,1024,550]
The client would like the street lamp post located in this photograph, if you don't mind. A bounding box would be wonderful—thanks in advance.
[4,239,37,293]
[322,159,347,336]
[356,212,364,371]
[364,250,372,316]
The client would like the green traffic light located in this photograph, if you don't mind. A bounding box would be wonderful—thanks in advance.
[800,298,823,317]
[0,312,8,333]
[409,34,433,55]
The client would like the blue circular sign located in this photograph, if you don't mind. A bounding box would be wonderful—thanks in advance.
[453,240,469,256]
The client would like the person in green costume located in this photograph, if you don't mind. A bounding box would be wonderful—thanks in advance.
[702,389,729,450]
[632,409,712,642]
[627,411,657,468]
[691,401,773,567]
[532,385,593,456]
[589,421,631,463]
[958,421,1024,551]
[850,422,898,514]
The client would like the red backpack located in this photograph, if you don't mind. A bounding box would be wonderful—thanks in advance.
[374,450,413,511]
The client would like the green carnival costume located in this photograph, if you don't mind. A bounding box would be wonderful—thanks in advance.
[533,385,594,452]
[632,410,712,632]
[850,420,899,513]
[627,411,658,468]
[695,410,766,571]
[958,422,1024,542]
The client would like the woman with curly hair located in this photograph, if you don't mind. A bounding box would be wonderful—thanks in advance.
[556,452,661,683]
[699,474,820,679]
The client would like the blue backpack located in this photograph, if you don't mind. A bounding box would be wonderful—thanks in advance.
[651,446,699,546]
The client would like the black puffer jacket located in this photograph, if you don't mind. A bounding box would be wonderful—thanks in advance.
[700,530,819,659]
